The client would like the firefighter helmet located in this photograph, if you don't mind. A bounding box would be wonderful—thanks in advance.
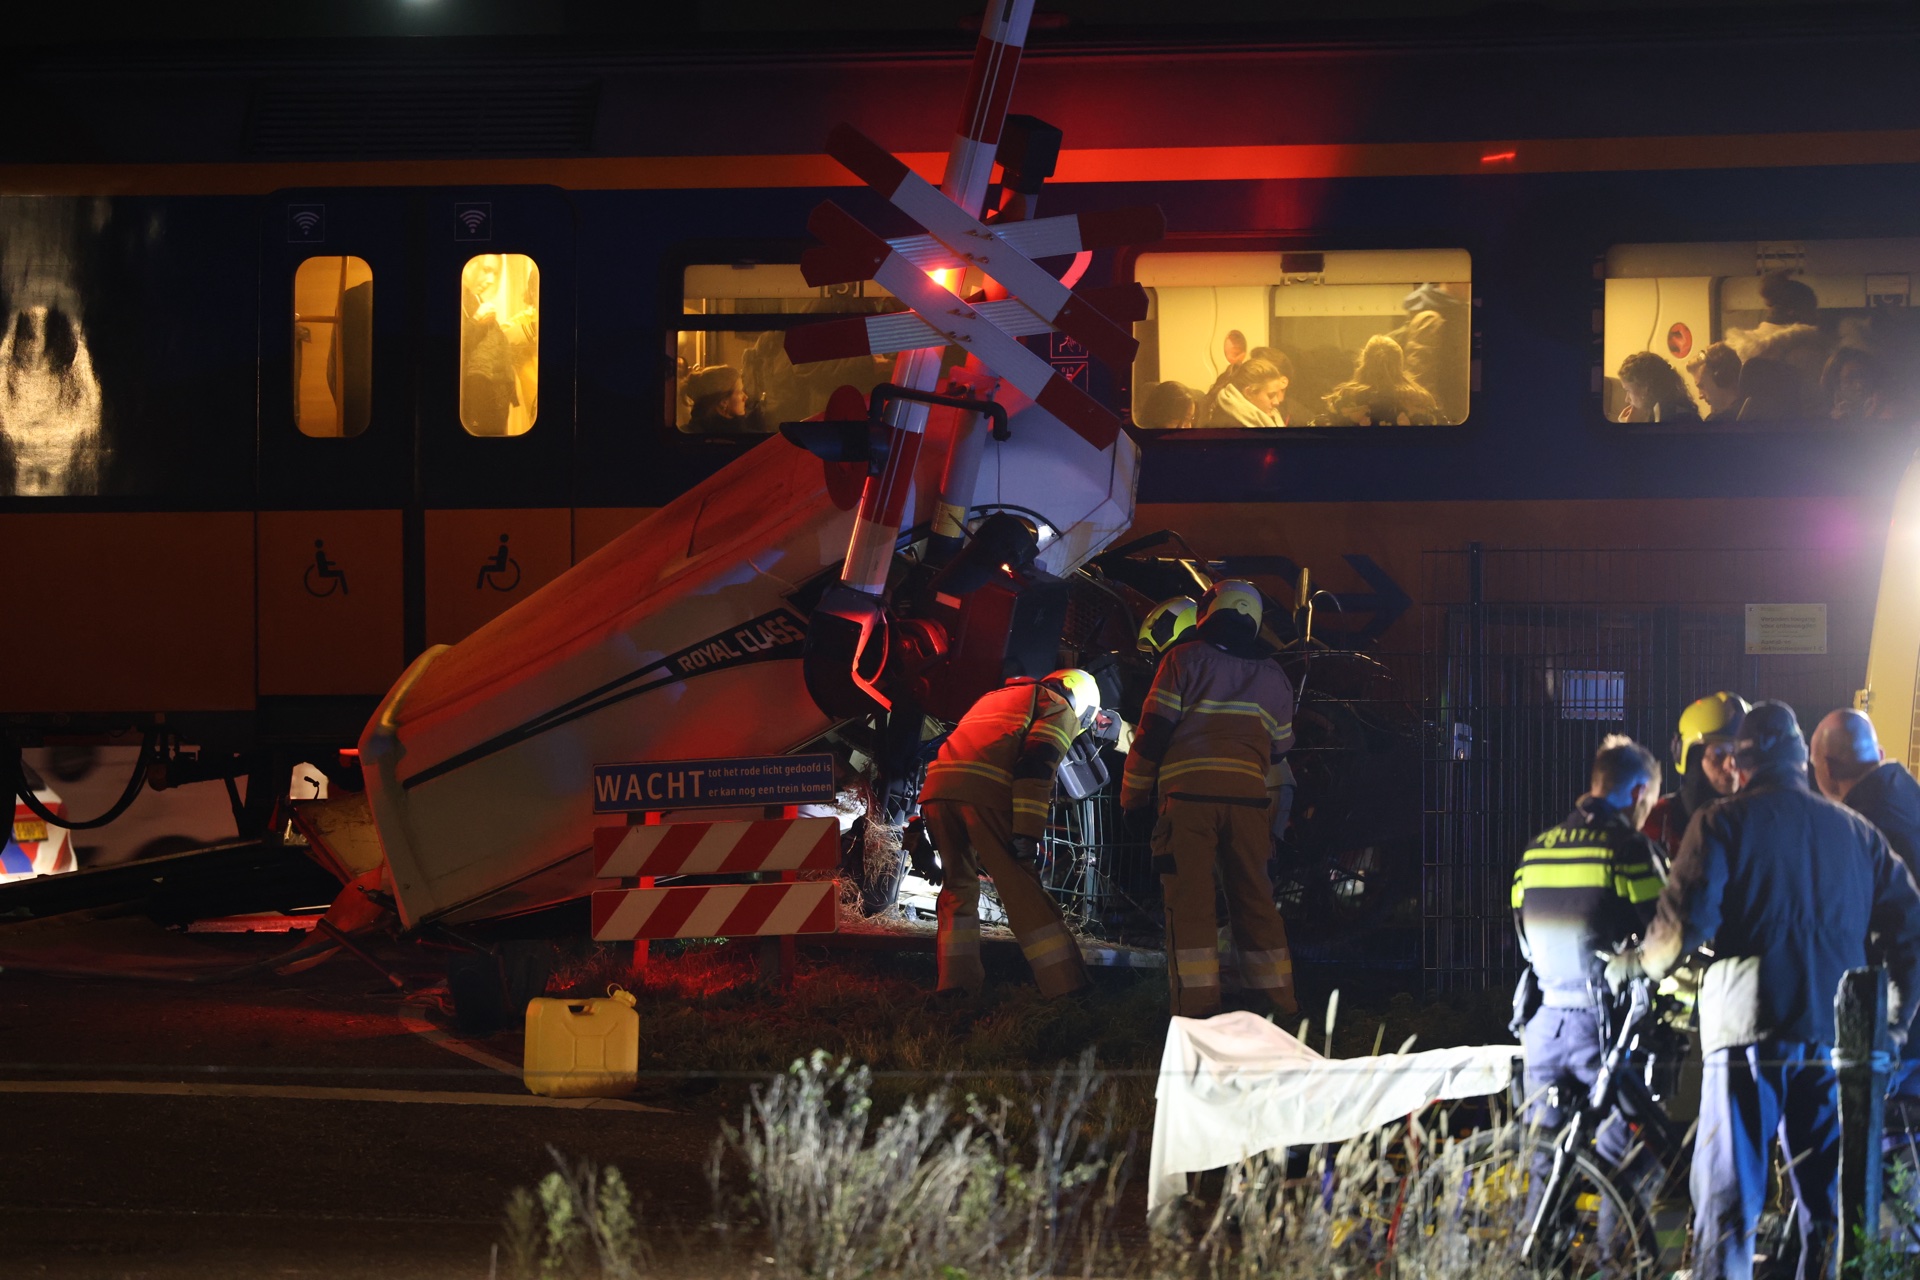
[1044,668,1101,729]
[1674,691,1750,767]
[1199,580,1264,630]
[1137,596,1198,655]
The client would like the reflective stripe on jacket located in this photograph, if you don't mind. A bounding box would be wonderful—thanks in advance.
[1121,641,1295,808]
[921,680,1079,839]
[1513,795,1663,1001]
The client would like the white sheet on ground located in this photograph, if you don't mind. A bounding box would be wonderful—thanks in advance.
[1148,1011,1518,1214]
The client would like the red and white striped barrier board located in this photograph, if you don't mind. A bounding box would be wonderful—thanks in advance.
[592,816,839,879]
[786,284,1148,365]
[800,209,1165,289]
[821,124,1141,371]
[799,201,1121,449]
[590,881,839,941]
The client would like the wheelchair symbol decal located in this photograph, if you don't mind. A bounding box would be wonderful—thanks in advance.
[477,534,520,591]
[304,539,349,597]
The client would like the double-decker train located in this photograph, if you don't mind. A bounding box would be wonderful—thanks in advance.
[6,10,1920,965]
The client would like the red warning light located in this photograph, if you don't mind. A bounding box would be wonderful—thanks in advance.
[1480,150,1517,164]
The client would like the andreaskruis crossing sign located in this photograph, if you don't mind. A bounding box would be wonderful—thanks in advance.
[782,124,1161,453]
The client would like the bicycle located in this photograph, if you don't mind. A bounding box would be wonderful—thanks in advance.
[1411,979,1693,1278]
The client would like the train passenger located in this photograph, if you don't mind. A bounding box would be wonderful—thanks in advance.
[1726,271,1828,418]
[682,364,765,435]
[1206,357,1289,428]
[1615,351,1699,424]
[1390,283,1471,424]
[1200,328,1250,412]
[1138,380,1198,429]
[460,255,537,436]
[1690,342,1745,423]
[1317,335,1440,426]
[1244,347,1296,425]
[1822,347,1895,421]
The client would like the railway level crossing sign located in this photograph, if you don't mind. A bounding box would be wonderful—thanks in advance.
[783,123,1163,450]
[587,754,844,943]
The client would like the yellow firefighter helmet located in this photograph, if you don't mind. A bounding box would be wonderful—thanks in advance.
[1674,691,1750,766]
[1199,579,1264,630]
[1137,596,1198,655]
[1044,668,1101,729]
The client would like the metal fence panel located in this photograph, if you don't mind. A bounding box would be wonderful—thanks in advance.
[1421,544,1874,993]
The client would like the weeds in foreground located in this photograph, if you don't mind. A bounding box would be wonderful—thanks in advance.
[501,1146,648,1280]
[709,1048,1127,1280]
[499,1049,1561,1280]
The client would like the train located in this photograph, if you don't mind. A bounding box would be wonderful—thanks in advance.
[7,8,1920,979]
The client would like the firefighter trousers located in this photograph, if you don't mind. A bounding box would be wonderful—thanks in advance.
[921,800,1090,998]
[1155,797,1296,1019]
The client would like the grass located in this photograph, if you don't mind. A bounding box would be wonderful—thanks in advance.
[497,1050,1551,1280]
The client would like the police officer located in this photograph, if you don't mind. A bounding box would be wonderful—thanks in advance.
[918,669,1099,999]
[1644,692,1749,849]
[1511,737,1665,1217]
[1607,702,1920,1280]
[1121,581,1298,1018]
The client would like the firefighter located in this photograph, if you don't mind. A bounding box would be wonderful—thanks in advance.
[1511,736,1666,1234]
[1121,581,1299,1018]
[1137,596,1198,658]
[918,669,1099,998]
[1607,702,1920,1280]
[1644,691,1748,849]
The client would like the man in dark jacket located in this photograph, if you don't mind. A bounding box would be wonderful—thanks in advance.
[1811,709,1920,875]
[1608,702,1920,1280]
[1812,708,1920,1104]
[1512,736,1665,1217]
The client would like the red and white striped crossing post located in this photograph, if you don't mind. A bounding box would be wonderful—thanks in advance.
[834,0,1036,597]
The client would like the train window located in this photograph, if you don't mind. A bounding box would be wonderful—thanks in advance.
[293,256,372,438]
[459,253,539,437]
[1604,239,1920,427]
[676,263,904,434]
[1130,249,1471,429]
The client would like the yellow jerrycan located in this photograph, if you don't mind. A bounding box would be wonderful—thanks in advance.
[523,986,640,1098]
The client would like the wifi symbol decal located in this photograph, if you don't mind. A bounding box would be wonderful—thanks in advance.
[286,204,325,243]
[453,202,492,242]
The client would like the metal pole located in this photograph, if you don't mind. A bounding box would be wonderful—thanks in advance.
[1835,964,1889,1271]
[836,0,1036,597]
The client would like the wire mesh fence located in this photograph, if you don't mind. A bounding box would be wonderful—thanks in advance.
[1421,543,1876,994]
[1040,790,1154,933]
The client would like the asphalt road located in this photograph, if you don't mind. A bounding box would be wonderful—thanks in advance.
[0,952,725,1279]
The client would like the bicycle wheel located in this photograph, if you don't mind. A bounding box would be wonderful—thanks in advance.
[1408,1128,1659,1279]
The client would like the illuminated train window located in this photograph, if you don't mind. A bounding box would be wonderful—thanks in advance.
[293,256,372,438]
[1604,239,1920,427]
[676,263,907,435]
[459,253,539,437]
[1130,249,1471,429]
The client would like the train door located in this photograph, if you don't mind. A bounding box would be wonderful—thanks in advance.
[417,187,577,648]
[257,191,413,707]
